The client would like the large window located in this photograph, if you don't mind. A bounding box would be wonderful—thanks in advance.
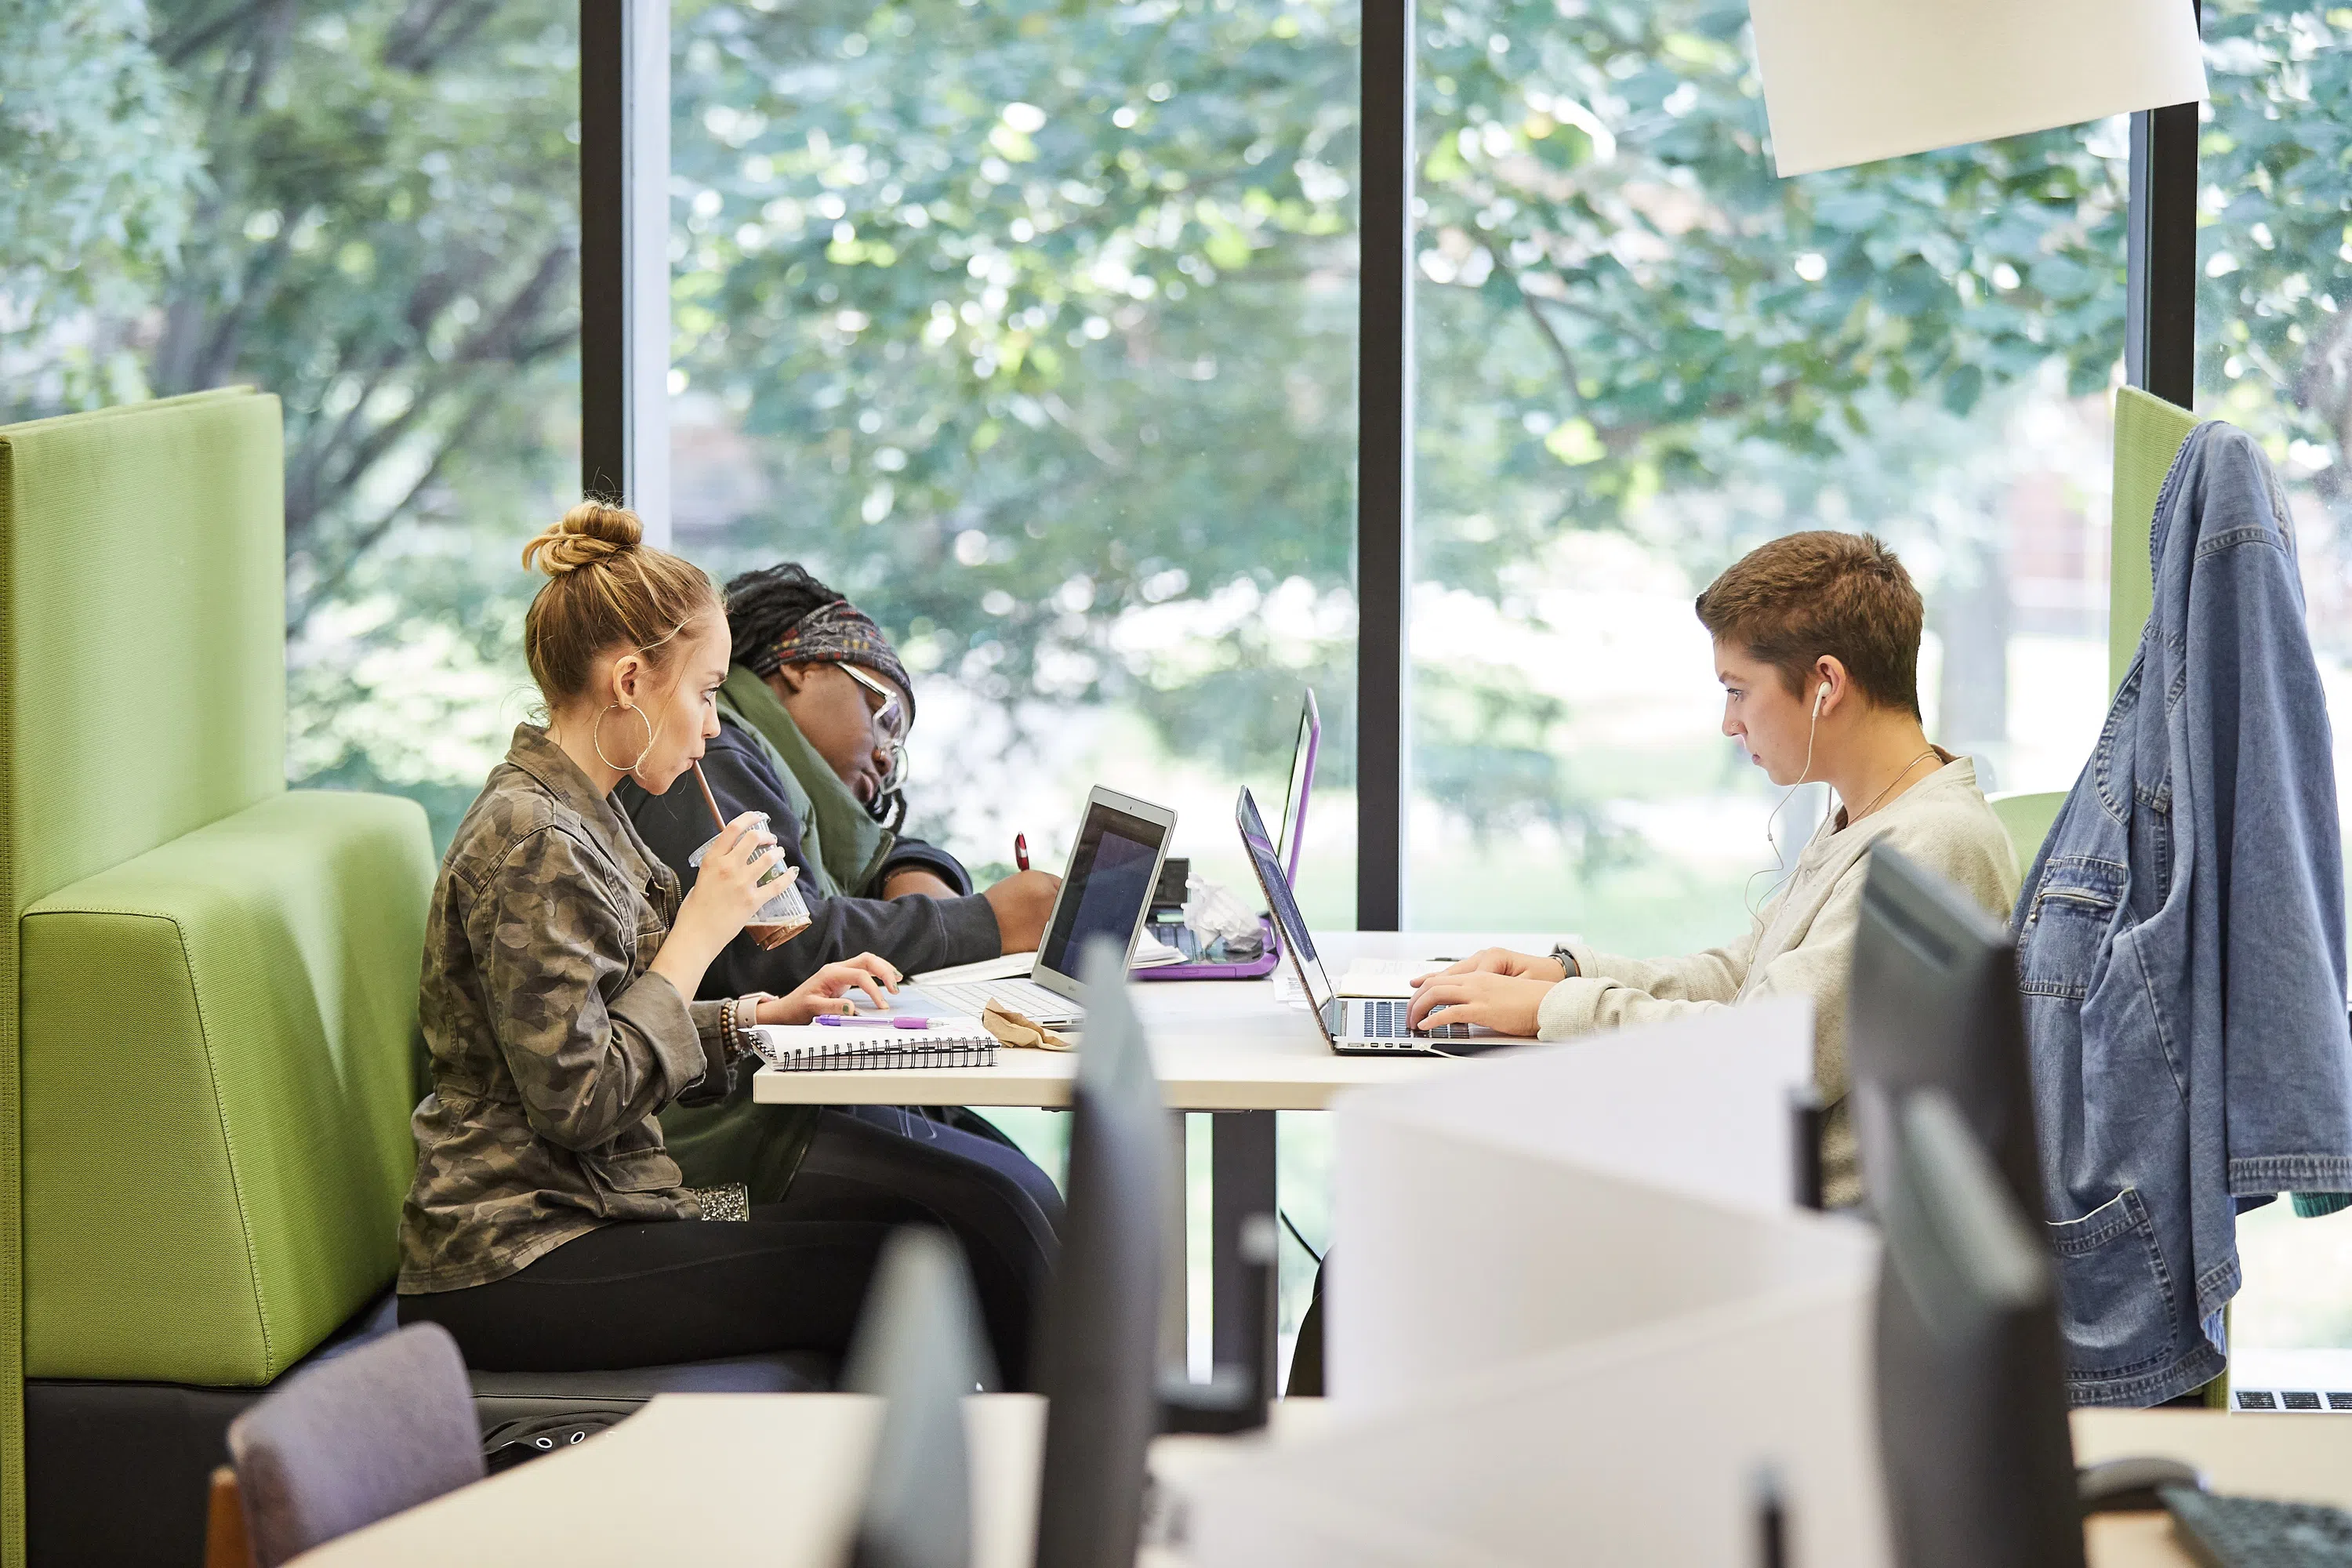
[667,0,1363,1370]
[2190,0,2352,1374]
[17,0,2346,1385]
[0,1,582,846]
[667,0,1361,921]
[1406,0,2129,942]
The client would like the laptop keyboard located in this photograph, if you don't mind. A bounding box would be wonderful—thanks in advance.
[913,978,1076,1020]
[1356,1000,1472,1043]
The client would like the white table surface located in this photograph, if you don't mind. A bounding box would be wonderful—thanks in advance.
[289,1396,2352,1566]
[750,931,1536,1111]
[289,1392,1323,1567]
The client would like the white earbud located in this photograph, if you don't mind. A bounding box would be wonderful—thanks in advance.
[1813,682,1831,717]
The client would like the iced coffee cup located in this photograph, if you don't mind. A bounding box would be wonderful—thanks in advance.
[688,813,811,949]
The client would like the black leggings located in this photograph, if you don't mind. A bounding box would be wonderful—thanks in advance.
[401,1106,1063,1388]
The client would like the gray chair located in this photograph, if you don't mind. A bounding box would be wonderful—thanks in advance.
[224,1323,484,1566]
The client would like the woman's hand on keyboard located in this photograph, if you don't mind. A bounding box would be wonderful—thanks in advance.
[1404,971,1551,1038]
[1413,947,1566,986]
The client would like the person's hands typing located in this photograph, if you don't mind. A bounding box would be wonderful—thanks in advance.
[1412,946,1567,986]
[1403,971,1554,1036]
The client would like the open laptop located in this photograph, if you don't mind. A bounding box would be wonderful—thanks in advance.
[1234,786,1501,1054]
[892,786,1176,1026]
[1277,687,1319,890]
[1139,689,1319,982]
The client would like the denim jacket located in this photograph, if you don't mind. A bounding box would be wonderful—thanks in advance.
[2014,420,2352,1406]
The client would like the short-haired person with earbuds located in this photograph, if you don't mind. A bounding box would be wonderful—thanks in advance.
[1405,530,2020,1207]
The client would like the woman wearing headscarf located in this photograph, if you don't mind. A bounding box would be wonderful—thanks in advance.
[619,562,1065,1274]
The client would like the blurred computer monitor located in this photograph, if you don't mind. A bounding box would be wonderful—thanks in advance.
[1848,846,2042,1216]
[845,1229,989,1568]
[1031,939,1169,1568]
[1876,1088,2082,1568]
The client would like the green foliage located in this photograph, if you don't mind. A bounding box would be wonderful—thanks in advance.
[1407,0,2132,599]
[6,0,2350,854]
[670,0,1363,779]
[133,1,582,628]
[2198,0,2352,488]
[662,0,2154,838]
[0,0,198,413]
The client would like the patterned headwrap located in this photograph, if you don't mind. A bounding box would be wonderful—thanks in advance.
[764,599,917,724]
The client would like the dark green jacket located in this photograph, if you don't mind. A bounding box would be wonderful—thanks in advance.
[618,666,1000,1200]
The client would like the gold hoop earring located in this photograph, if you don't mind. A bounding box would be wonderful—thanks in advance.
[593,702,655,775]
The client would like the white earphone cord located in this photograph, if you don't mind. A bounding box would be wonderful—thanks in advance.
[1744,684,1828,923]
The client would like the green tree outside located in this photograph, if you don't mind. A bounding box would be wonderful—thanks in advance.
[3,0,2347,862]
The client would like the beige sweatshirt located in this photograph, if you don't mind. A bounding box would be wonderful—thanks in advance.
[1537,755,2021,1206]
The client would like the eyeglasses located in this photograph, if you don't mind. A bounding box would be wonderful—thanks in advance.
[840,662,909,792]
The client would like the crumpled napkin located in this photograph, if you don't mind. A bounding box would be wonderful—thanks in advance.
[1182,877,1261,948]
[981,999,1073,1051]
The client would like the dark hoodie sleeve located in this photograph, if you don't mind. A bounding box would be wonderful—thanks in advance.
[621,722,1003,996]
[870,833,977,897]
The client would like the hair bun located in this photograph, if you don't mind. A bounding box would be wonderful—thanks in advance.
[523,500,644,577]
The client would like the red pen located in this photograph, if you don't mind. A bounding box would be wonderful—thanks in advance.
[1014,833,1029,872]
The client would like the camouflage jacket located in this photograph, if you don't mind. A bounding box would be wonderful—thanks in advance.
[400,724,733,1293]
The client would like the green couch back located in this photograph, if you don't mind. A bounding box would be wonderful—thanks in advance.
[1991,386,2201,875]
[2,390,434,1567]
[2109,385,2202,691]
[0,390,288,907]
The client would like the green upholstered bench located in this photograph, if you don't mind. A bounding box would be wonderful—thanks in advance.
[2,391,437,1567]
[20,790,429,1386]
[5,393,837,1567]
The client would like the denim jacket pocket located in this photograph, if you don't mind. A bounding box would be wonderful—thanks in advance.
[2046,1187,2178,1381]
[2019,857,2127,1002]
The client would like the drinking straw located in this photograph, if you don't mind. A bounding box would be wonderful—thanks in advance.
[691,760,728,833]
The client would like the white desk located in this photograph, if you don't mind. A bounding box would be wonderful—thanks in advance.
[753,932,1512,1362]
[289,1392,1323,1567]
[747,931,1505,1112]
[291,1397,2352,1566]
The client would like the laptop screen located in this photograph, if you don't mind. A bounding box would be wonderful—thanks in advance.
[1036,799,1171,983]
[1277,689,1319,890]
[1237,786,1334,1013]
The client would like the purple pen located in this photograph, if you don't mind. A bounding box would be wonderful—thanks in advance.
[891,1016,931,1030]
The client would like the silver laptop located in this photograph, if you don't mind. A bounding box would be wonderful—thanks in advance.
[893,786,1176,1026]
[1233,786,1486,1055]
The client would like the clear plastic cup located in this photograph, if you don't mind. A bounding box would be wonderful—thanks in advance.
[688,813,811,949]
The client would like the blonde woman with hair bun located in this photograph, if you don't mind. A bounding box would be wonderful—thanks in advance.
[394,499,1059,1383]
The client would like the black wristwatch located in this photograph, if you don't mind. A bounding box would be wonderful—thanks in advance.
[1549,942,1579,978]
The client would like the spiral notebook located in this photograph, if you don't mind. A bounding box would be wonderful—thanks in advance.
[750,1021,997,1073]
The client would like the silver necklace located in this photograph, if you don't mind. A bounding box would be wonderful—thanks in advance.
[1849,746,1940,825]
